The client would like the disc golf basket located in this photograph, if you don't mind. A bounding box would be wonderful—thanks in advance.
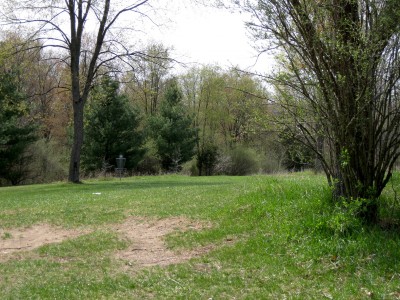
[115,154,126,179]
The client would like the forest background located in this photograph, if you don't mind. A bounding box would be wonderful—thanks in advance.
[0,35,294,186]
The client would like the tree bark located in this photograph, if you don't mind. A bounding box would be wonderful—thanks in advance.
[68,98,84,183]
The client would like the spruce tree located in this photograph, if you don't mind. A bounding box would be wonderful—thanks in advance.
[149,79,198,172]
[0,70,36,185]
[82,76,145,174]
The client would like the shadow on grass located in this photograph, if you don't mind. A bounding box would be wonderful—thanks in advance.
[81,179,232,192]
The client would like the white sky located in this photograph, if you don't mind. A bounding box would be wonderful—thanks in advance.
[145,1,274,74]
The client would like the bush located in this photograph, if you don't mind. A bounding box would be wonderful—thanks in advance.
[314,198,365,237]
[196,142,218,176]
[28,139,68,183]
[135,155,161,175]
[181,159,198,176]
[213,153,231,175]
[260,156,283,174]
[259,142,285,174]
[215,146,261,176]
[134,140,161,175]
[230,147,261,175]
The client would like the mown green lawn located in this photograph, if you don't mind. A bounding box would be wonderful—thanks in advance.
[0,173,399,299]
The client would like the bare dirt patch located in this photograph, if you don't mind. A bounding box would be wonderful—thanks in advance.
[0,217,214,268]
[0,224,86,256]
[114,217,213,268]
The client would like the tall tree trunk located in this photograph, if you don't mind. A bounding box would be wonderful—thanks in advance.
[68,98,84,183]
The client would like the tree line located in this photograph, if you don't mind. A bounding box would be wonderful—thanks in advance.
[0,36,289,185]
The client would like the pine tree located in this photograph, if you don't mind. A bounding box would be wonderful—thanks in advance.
[82,76,145,174]
[149,79,198,172]
[0,70,37,185]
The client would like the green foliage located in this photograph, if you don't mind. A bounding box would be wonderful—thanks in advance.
[180,66,272,169]
[244,0,400,223]
[258,137,285,173]
[149,79,198,172]
[181,158,199,176]
[0,70,37,185]
[196,142,218,176]
[26,139,68,183]
[314,198,365,237]
[279,131,315,171]
[82,76,145,174]
[228,146,261,175]
[135,139,161,175]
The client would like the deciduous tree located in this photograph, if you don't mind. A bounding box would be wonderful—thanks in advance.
[242,0,400,222]
[1,0,153,182]
[125,44,171,115]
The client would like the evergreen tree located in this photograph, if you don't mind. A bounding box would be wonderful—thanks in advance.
[149,79,198,172]
[82,76,145,174]
[0,70,37,185]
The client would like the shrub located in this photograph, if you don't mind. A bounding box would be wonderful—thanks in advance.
[28,139,68,183]
[314,198,365,237]
[213,153,231,175]
[229,146,261,175]
[181,159,198,176]
[215,146,261,176]
[196,142,218,176]
[135,154,161,175]
[134,140,161,175]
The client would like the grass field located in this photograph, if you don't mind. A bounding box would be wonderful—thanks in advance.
[0,173,399,299]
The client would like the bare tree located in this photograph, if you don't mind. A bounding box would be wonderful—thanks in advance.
[1,0,156,182]
[125,43,171,115]
[242,0,400,222]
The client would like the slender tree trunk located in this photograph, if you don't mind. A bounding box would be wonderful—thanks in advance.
[196,142,203,176]
[314,129,324,173]
[68,98,84,183]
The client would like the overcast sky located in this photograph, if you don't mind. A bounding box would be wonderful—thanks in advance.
[145,1,274,74]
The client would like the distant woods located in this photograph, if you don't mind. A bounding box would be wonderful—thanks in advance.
[0,34,291,185]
